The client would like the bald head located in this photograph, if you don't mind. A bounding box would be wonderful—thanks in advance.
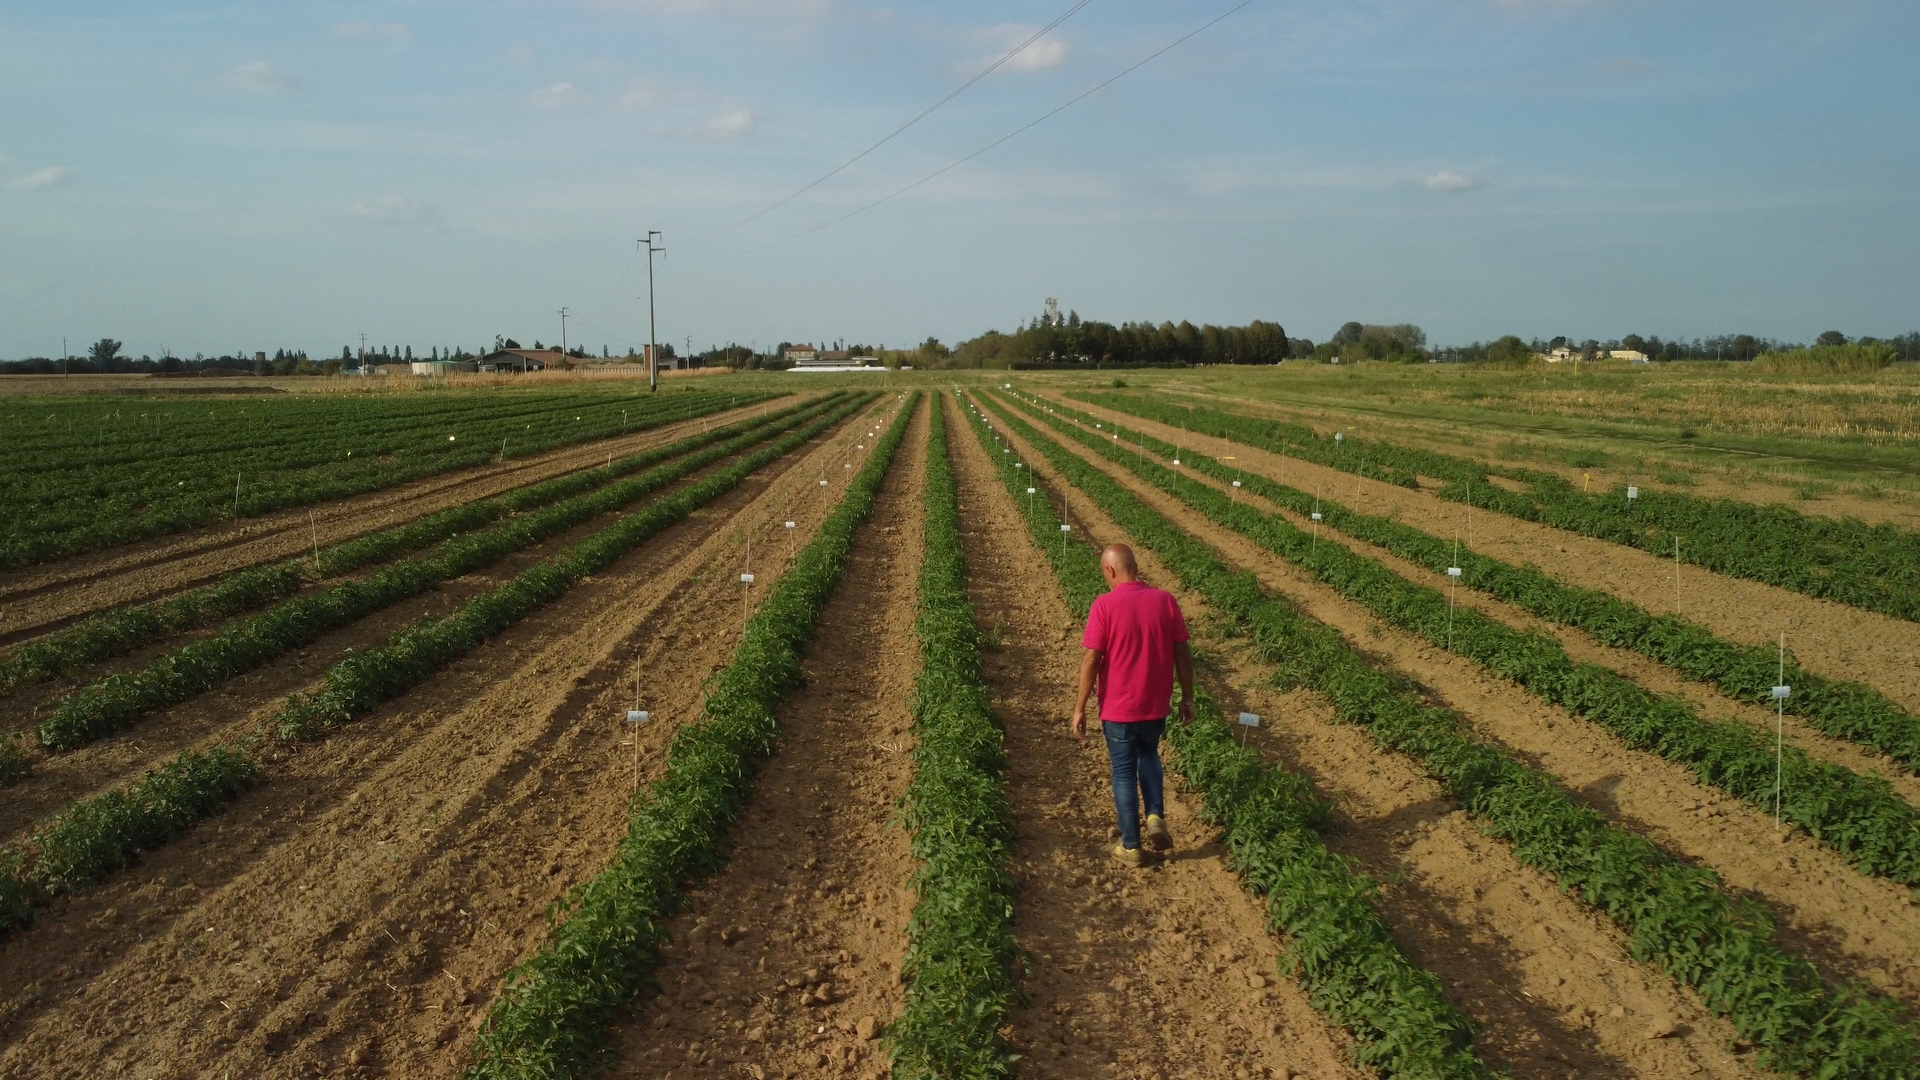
[1100,543,1140,584]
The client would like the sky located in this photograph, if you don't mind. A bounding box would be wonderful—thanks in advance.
[1,0,1916,359]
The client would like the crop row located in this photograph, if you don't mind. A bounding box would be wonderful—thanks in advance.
[462,392,918,1079]
[1074,391,1920,625]
[2,389,774,572]
[0,396,885,934]
[1005,391,1920,885]
[32,395,856,753]
[956,393,1493,1080]
[884,395,1022,1078]
[1048,397,1920,774]
[274,392,879,741]
[982,392,1920,1078]
[0,394,846,698]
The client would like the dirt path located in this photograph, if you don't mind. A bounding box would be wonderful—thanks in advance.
[1049,391,1920,719]
[0,394,805,646]
[950,394,1370,1080]
[987,401,1768,1080]
[599,395,929,1080]
[1020,398,1920,1011]
[0,396,898,1080]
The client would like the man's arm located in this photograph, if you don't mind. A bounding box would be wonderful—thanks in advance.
[1070,647,1100,742]
[1173,641,1195,724]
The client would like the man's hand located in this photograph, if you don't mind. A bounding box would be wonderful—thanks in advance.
[1178,696,1195,726]
[1069,705,1086,742]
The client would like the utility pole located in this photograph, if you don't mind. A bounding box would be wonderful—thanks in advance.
[359,333,367,369]
[641,230,663,393]
[558,307,570,365]
[62,336,68,378]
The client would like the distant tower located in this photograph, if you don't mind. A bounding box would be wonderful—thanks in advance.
[1044,297,1060,326]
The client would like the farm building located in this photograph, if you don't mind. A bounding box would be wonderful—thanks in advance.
[476,348,558,373]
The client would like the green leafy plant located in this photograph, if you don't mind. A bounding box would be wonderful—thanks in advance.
[956,392,1492,1080]
[885,395,1023,1078]
[462,392,919,1080]
[984,391,1920,1077]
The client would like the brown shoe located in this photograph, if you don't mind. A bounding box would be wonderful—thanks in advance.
[1145,814,1173,852]
[1111,844,1155,867]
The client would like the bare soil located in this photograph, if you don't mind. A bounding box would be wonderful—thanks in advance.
[0,396,896,1079]
[0,394,806,647]
[951,395,1369,1080]
[1052,392,1920,723]
[991,403,1771,1080]
[600,394,930,1080]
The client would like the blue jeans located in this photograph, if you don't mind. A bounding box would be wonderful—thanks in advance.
[1103,719,1166,850]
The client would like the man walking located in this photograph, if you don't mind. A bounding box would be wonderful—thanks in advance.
[1071,543,1195,866]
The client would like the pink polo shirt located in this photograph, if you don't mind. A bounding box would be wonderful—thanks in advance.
[1082,582,1189,723]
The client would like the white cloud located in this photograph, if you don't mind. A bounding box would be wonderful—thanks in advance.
[340,195,443,227]
[12,166,72,190]
[218,61,298,95]
[532,82,584,108]
[1423,170,1484,192]
[332,21,409,40]
[688,109,756,139]
[1004,36,1069,72]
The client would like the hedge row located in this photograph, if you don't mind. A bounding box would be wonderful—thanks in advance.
[985,391,1920,1078]
[461,392,917,1079]
[958,392,1491,1080]
[35,395,854,752]
[885,395,1023,1078]
[0,394,843,698]
[1073,391,1920,625]
[1003,391,1920,885]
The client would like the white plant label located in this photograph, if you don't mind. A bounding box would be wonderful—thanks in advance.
[740,573,755,584]
[1311,512,1323,521]
[1335,432,1344,443]
[1237,712,1261,727]
[1627,486,1639,500]
[785,521,795,529]
[819,480,828,486]
[626,710,650,724]
[1771,685,1792,700]
[1447,567,1462,578]
[1232,481,1242,488]
[1060,524,1071,532]
[1027,487,1036,495]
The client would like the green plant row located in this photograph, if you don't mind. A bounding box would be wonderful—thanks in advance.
[0,397,881,936]
[954,394,1106,616]
[885,395,1023,1079]
[274,392,880,742]
[981,393,1920,1079]
[957,392,1491,1080]
[1072,391,1920,625]
[1002,391,1920,885]
[34,396,858,753]
[2,390,776,573]
[463,392,918,1080]
[0,394,845,698]
[0,745,256,932]
[1035,396,1920,774]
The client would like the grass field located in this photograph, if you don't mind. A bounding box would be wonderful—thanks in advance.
[2,367,1918,1080]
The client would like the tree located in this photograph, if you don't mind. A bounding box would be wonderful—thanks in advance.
[1817,330,1848,347]
[1731,334,1758,361]
[1621,334,1646,353]
[1485,335,1531,365]
[88,338,123,366]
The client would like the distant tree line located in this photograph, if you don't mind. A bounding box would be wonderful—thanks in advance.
[946,306,1289,369]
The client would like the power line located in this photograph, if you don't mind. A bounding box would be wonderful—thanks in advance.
[733,0,1256,256]
[704,0,1095,239]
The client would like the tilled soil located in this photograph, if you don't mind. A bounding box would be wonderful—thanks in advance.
[949,395,1367,1080]
[0,440,784,839]
[602,394,930,1080]
[988,402,1768,1080]
[0,394,806,646]
[0,395,897,1079]
[1051,392,1920,719]
[1022,401,1920,1012]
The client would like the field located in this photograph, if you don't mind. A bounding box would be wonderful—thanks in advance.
[2,363,1920,1080]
